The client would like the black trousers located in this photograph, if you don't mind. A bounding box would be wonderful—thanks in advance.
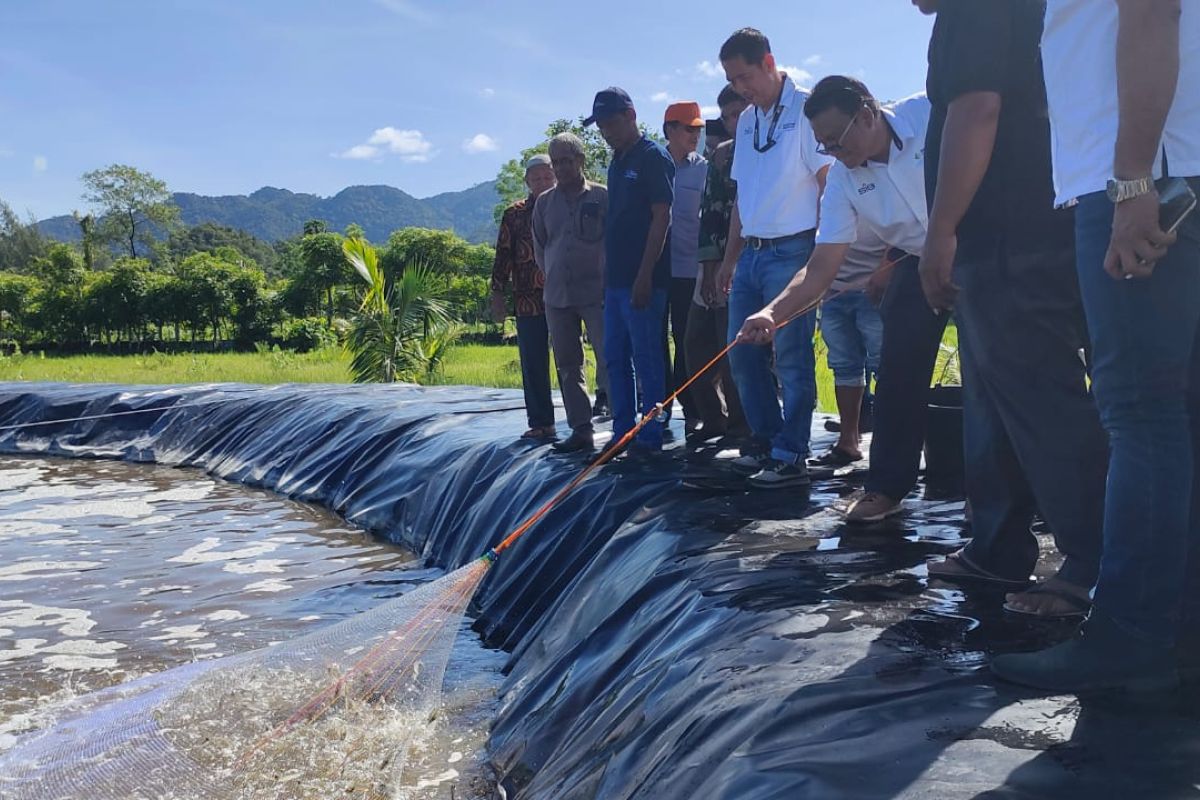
[662,277,697,420]
[955,237,1107,587]
[516,314,554,429]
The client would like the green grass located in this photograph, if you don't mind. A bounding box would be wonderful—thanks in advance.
[0,327,960,416]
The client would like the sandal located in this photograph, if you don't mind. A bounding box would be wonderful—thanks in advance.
[927,550,1032,589]
[809,447,861,468]
[1003,582,1092,620]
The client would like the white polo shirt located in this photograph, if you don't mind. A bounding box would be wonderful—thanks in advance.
[816,94,931,257]
[1043,0,1200,205]
[731,74,834,239]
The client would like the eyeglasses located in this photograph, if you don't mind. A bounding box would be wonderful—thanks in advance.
[753,102,785,153]
[816,109,861,156]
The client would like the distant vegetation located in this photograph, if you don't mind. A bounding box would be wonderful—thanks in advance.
[0,165,498,368]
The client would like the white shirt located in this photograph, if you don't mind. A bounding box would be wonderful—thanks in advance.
[1042,0,1200,205]
[816,94,931,257]
[731,74,834,238]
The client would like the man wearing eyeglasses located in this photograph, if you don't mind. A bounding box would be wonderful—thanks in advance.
[717,27,835,489]
[738,78,940,521]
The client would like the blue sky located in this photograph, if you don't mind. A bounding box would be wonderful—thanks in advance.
[0,1,934,220]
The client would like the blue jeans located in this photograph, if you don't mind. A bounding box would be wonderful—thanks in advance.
[1077,180,1200,645]
[727,233,818,464]
[604,287,668,449]
[820,290,883,387]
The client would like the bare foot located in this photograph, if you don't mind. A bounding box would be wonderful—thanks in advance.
[1004,576,1092,618]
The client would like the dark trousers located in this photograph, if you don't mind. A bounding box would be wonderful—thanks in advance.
[662,276,698,420]
[955,237,1108,588]
[516,314,554,429]
[684,301,747,436]
[865,255,949,499]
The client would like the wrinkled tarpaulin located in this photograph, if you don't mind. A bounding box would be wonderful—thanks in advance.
[0,381,1196,800]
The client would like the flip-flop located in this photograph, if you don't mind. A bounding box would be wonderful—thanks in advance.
[809,447,861,468]
[927,551,1032,589]
[1003,583,1092,620]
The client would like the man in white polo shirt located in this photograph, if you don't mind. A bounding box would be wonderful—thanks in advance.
[717,27,834,489]
[738,78,949,522]
[992,0,1200,693]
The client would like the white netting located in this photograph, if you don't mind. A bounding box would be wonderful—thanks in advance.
[0,559,490,800]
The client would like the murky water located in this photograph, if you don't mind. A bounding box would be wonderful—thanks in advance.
[0,455,504,798]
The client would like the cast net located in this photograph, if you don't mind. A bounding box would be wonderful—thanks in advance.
[0,558,490,800]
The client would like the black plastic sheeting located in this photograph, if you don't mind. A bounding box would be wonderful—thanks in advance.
[0,381,1198,800]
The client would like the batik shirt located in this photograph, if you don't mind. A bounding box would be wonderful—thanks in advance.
[491,197,546,317]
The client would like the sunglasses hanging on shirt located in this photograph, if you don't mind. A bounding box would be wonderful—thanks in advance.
[753,102,785,153]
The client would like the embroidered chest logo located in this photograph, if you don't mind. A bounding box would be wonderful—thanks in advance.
[858,183,877,195]
[624,169,639,181]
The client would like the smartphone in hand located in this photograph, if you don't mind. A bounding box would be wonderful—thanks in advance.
[1159,176,1197,235]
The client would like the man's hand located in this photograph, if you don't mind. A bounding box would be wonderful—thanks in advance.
[737,309,777,346]
[918,231,959,313]
[1104,190,1177,280]
[866,264,894,307]
[489,292,507,324]
[700,261,721,306]
[717,260,737,296]
[632,272,653,310]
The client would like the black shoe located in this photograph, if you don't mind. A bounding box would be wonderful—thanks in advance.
[552,429,595,453]
[747,459,812,489]
[592,393,611,420]
[991,613,1179,693]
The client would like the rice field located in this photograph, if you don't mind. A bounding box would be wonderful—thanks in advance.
[0,328,960,416]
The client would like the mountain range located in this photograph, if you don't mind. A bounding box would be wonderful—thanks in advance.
[35,181,501,246]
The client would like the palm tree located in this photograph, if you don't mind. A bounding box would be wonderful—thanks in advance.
[342,237,461,383]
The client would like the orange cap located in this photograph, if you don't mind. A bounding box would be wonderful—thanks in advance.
[664,101,704,128]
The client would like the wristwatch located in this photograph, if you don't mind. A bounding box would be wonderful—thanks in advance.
[1106,176,1154,204]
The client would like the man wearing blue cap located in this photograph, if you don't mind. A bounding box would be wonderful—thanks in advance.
[585,87,675,453]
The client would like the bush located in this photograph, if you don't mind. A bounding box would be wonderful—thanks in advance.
[281,317,336,353]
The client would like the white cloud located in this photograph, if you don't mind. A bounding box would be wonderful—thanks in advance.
[777,66,815,85]
[371,0,435,24]
[339,144,380,160]
[32,155,47,173]
[650,91,672,103]
[462,133,498,154]
[337,127,435,162]
[700,105,720,119]
[0,147,13,158]
[803,54,824,67]
[696,60,724,79]
[479,87,495,98]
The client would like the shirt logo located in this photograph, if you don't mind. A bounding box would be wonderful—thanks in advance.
[780,122,796,131]
[857,182,877,195]
[624,169,639,181]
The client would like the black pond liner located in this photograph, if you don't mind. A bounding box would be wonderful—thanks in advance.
[0,381,1197,800]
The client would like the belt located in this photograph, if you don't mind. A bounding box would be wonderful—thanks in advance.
[744,229,815,250]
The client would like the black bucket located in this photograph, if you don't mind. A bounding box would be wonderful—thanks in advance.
[924,384,964,499]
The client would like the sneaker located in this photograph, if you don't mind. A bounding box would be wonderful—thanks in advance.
[552,429,595,453]
[843,490,902,523]
[747,459,812,489]
[592,393,611,421]
[730,453,767,476]
[520,425,557,442]
[991,613,1179,693]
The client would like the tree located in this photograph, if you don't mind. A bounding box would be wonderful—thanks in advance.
[29,244,88,343]
[167,223,280,277]
[298,231,349,324]
[84,258,151,342]
[343,237,460,383]
[0,199,48,272]
[380,228,484,279]
[175,253,239,345]
[493,118,612,222]
[0,272,40,339]
[81,164,180,258]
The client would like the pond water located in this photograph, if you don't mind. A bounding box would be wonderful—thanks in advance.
[0,455,504,799]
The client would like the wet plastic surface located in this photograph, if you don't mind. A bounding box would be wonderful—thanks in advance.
[0,381,1197,800]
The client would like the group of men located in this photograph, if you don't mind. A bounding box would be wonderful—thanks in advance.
[491,0,1200,695]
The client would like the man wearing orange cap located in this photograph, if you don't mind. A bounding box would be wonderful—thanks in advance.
[661,101,708,433]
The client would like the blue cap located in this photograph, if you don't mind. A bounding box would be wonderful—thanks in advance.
[583,87,634,126]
